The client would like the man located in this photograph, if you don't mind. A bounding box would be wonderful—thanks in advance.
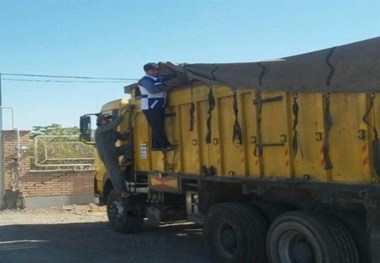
[138,62,177,151]
[95,108,130,197]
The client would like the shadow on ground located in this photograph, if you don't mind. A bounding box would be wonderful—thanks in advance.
[0,221,211,263]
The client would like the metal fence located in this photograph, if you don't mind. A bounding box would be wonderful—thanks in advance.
[33,135,95,170]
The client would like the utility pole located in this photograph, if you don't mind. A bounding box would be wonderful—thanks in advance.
[0,73,4,209]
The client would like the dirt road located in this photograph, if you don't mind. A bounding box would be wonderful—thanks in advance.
[0,205,211,263]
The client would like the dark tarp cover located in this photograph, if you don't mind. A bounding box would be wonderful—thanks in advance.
[158,37,380,93]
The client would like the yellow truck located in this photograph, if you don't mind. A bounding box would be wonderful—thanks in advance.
[80,37,380,263]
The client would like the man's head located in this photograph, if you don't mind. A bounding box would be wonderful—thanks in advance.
[96,115,112,126]
[143,63,159,77]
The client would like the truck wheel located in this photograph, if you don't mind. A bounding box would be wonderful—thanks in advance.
[203,202,268,263]
[106,189,143,234]
[267,211,340,263]
[321,209,367,262]
[314,212,359,263]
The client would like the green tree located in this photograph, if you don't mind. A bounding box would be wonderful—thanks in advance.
[30,123,80,138]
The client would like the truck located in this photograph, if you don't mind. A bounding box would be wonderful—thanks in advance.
[80,37,380,263]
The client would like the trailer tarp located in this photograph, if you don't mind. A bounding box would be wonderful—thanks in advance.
[159,37,380,93]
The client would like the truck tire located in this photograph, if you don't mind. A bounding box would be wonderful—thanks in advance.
[203,202,268,263]
[322,209,368,263]
[267,211,341,263]
[313,212,359,263]
[106,189,143,234]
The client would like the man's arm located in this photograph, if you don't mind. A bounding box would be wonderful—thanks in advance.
[116,128,131,141]
[97,115,124,133]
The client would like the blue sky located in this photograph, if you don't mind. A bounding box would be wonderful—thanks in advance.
[1,0,379,130]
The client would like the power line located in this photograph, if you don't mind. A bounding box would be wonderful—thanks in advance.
[2,78,129,83]
[1,72,138,81]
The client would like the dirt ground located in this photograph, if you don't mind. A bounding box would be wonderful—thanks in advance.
[0,204,109,225]
[0,204,211,263]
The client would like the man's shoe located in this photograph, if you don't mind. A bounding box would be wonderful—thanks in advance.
[162,144,176,152]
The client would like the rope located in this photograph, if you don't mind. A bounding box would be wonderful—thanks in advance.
[232,89,243,146]
[205,86,215,144]
[189,85,195,131]
[322,94,333,170]
[363,93,380,176]
[291,94,304,160]
[253,91,263,157]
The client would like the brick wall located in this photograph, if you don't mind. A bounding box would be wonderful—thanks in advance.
[20,170,95,197]
[3,130,30,191]
[2,130,95,208]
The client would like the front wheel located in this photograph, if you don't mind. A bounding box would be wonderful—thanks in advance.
[106,189,143,234]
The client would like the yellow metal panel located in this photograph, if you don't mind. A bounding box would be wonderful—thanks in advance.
[328,93,372,183]
[293,93,327,181]
[177,103,201,173]
[218,94,246,176]
[134,111,151,171]
[241,91,260,178]
[164,105,181,172]
[151,151,165,172]
[259,91,292,179]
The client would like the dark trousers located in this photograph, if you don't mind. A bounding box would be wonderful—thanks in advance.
[143,108,170,149]
[103,155,127,194]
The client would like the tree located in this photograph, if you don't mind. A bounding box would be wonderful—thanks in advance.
[30,123,80,138]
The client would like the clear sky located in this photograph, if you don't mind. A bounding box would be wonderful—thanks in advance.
[1,0,379,130]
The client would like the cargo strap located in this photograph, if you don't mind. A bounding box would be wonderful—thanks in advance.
[322,94,333,170]
[321,48,335,171]
[253,91,263,156]
[189,85,195,131]
[363,93,380,176]
[206,86,215,144]
[232,89,242,146]
[292,94,304,160]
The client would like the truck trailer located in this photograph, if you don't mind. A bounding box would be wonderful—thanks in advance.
[80,37,380,263]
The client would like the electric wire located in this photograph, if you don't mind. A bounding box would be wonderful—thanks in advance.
[0,72,138,83]
[2,78,128,83]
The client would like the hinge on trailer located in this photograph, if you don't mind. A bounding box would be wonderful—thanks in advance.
[253,95,283,105]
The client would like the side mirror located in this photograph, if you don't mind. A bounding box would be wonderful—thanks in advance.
[79,115,92,142]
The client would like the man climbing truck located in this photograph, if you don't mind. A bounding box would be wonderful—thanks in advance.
[80,37,380,263]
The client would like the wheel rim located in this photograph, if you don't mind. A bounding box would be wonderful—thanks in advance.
[279,231,314,263]
[216,221,237,258]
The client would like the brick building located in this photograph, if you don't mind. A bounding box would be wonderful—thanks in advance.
[2,130,96,208]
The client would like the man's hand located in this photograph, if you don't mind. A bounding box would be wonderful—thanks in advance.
[120,104,135,115]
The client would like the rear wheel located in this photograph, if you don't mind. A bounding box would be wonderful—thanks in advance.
[106,189,143,234]
[203,202,268,263]
[314,212,359,263]
[267,211,340,263]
